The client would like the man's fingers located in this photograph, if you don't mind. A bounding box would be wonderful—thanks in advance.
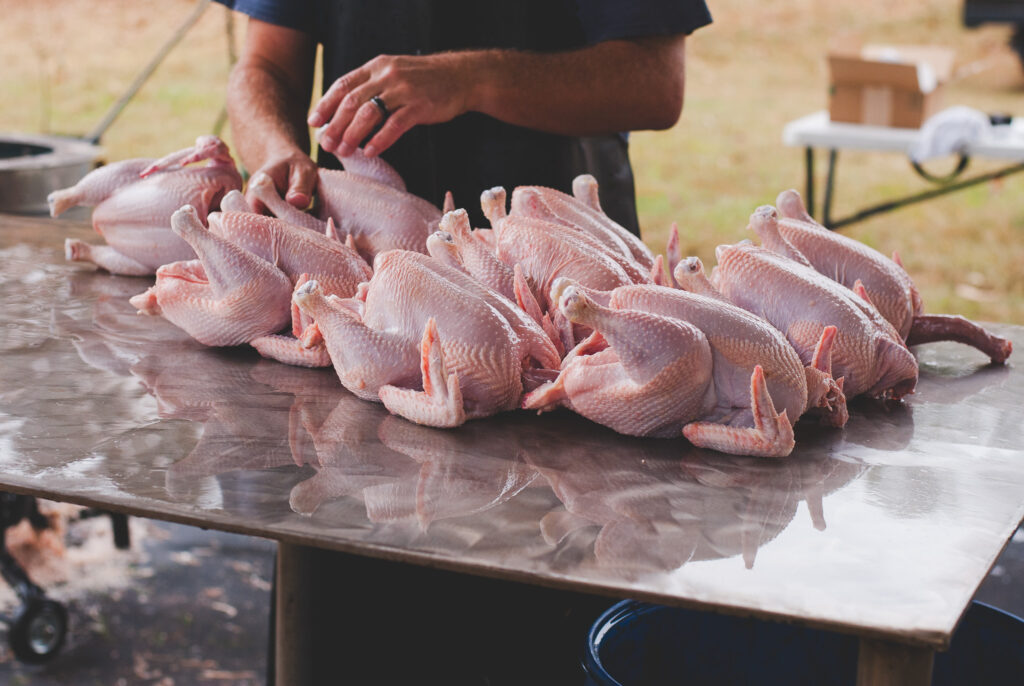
[363,109,415,157]
[317,82,379,153]
[337,100,388,156]
[285,160,318,209]
[308,68,369,127]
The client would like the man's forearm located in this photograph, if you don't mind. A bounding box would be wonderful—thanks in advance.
[227,59,312,174]
[312,33,687,158]
[467,35,686,136]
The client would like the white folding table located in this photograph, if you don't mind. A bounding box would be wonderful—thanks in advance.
[782,110,1024,228]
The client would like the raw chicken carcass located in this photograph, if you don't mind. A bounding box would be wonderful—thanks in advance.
[317,149,441,259]
[482,187,635,313]
[671,255,848,427]
[702,207,918,400]
[510,174,655,270]
[206,210,371,296]
[561,280,848,428]
[419,221,561,371]
[523,285,797,457]
[129,206,292,347]
[292,250,546,428]
[204,209,374,367]
[426,210,517,301]
[773,189,1012,364]
[427,224,565,362]
[234,148,439,259]
[50,136,242,275]
[509,179,653,284]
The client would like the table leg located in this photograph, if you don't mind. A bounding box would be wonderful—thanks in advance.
[856,637,934,686]
[822,148,838,229]
[804,146,815,217]
[274,542,316,686]
[268,544,611,685]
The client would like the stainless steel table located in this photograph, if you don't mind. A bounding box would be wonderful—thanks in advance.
[1,214,1022,684]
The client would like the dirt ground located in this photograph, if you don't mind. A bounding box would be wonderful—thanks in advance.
[0,509,274,686]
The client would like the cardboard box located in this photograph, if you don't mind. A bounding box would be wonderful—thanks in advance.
[828,43,956,128]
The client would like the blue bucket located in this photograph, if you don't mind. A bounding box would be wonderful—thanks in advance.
[583,600,1024,686]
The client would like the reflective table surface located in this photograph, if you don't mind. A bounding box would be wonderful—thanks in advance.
[1,215,1022,649]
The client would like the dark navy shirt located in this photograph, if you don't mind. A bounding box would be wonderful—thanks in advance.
[218,0,712,233]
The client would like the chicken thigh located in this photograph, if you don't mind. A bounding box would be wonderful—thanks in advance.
[50,136,242,275]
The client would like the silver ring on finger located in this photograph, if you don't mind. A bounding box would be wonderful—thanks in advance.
[370,95,390,120]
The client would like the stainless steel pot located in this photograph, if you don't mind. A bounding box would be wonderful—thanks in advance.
[0,132,102,216]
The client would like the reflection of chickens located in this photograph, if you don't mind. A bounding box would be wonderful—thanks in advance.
[376,415,537,530]
[285,395,538,532]
[524,415,864,573]
[286,392,411,518]
[683,451,865,569]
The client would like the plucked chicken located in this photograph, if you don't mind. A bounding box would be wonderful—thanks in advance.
[773,189,1011,364]
[291,250,553,428]
[546,279,847,428]
[129,206,292,347]
[315,149,442,259]
[698,206,918,400]
[50,136,242,275]
[523,284,796,457]
[481,187,635,312]
[510,174,656,269]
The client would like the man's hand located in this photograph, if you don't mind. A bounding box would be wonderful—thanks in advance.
[309,52,477,158]
[227,19,318,209]
[246,145,319,211]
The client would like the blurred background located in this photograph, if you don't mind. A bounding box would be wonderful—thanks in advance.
[2,0,1021,324]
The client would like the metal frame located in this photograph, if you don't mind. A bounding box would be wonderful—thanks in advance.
[803,145,1024,230]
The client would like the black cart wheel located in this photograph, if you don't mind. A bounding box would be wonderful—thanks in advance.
[9,599,67,663]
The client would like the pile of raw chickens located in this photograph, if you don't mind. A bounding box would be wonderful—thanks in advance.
[49,136,1013,458]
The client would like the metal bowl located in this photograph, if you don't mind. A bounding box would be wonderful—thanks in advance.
[0,132,102,215]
